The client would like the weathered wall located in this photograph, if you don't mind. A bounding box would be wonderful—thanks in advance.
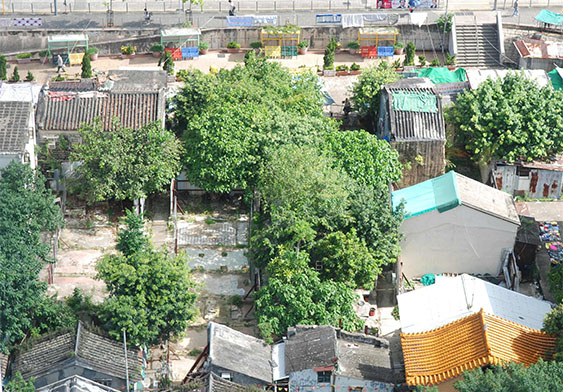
[399,204,519,278]
[502,25,563,70]
[208,365,269,387]
[33,365,127,390]
[393,140,446,188]
[334,375,394,392]
[289,369,330,392]
[0,24,447,56]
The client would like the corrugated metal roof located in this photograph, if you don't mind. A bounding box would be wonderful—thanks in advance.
[37,91,163,131]
[401,310,556,386]
[0,101,32,154]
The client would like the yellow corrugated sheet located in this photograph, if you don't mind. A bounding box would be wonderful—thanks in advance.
[69,53,84,65]
[264,46,281,58]
[400,310,556,386]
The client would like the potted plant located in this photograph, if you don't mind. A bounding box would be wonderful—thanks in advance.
[227,41,241,53]
[430,57,441,67]
[445,53,457,69]
[150,44,164,58]
[87,47,99,61]
[346,41,360,55]
[16,53,32,64]
[121,45,137,58]
[10,66,20,82]
[392,59,402,71]
[393,42,405,55]
[199,41,209,55]
[250,41,262,54]
[350,62,361,75]
[335,64,349,76]
[323,65,335,77]
[298,40,309,55]
[418,55,427,68]
[25,71,34,82]
[39,50,49,64]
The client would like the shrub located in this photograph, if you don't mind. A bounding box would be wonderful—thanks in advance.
[394,41,405,49]
[418,55,427,67]
[403,42,416,66]
[548,266,563,303]
[227,41,241,49]
[323,37,337,70]
[86,47,99,55]
[392,59,402,69]
[298,40,309,49]
[39,50,49,58]
[346,41,360,50]
[437,13,454,33]
[120,45,136,55]
[81,52,92,78]
[430,57,441,67]
[11,66,20,82]
[16,53,32,59]
[445,53,456,65]
[350,62,361,71]
[336,64,349,72]
[150,43,164,52]
[25,71,34,82]
[159,50,174,75]
[250,41,263,49]
[0,55,6,80]
[198,41,209,50]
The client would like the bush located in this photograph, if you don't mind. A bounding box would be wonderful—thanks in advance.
[430,57,441,67]
[39,50,49,58]
[323,37,337,70]
[298,40,309,49]
[394,41,405,49]
[81,52,92,78]
[437,13,454,33]
[0,55,7,80]
[198,41,209,50]
[227,41,241,49]
[25,71,34,82]
[445,53,456,65]
[250,41,263,49]
[418,55,427,67]
[86,47,99,55]
[350,62,360,71]
[346,41,360,50]
[150,43,164,52]
[336,64,349,72]
[159,50,174,75]
[548,266,563,303]
[121,45,136,55]
[11,66,20,82]
[404,42,416,66]
[392,59,402,69]
[231,295,243,307]
[16,53,32,59]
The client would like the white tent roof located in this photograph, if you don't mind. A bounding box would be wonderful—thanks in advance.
[0,82,42,104]
[398,274,553,333]
[466,69,550,90]
[48,33,88,43]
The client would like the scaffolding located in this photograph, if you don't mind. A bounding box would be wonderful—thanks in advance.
[261,27,300,58]
[358,27,398,58]
[160,28,201,60]
[47,34,89,65]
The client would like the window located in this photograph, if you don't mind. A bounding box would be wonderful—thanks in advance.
[317,371,331,383]
[349,388,363,392]
[221,372,232,381]
[94,379,112,387]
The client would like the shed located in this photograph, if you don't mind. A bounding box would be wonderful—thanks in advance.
[513,37,563,72]
[47,33,89,66]
[392,171,520,278]
[358,27,398,58]
[378,78,446,187]
[493,158,563,199]
[0,101,35,170]
[261,26,300,58]
[160,28,201,60]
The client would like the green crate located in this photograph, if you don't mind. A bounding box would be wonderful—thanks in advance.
[281,46,297,57]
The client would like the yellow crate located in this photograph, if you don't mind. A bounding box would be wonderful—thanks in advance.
[264,46,281,58]
[69,52,84,65]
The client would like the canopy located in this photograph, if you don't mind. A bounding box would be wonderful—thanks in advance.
[548,67,563,90]
[415,67,467,84]
[535,9,563,26]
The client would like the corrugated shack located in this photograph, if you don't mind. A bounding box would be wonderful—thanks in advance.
[513,37,563,72]
[378,78,446,187]
[493,157,563,199]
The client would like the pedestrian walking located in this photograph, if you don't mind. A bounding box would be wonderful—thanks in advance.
[144,8,151,24]
[228,0,236,16]
[56,55,65,73]
[512,1,519,17]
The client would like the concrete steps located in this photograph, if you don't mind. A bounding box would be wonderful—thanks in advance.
[456,23,500,67]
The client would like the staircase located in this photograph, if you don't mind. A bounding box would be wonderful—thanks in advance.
[455,23,501,68]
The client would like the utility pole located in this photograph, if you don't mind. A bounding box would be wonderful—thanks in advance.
[441,0,449,56]
[54,0,57,16]
[123,329,130,392]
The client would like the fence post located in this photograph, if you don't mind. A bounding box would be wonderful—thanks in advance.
[256,1,258,11]
[50,3,53,13]
[88,3,91,13]
[293,1,295,11]
[126,3,128,12]
[31,3,34,13]
[69,4,72,12]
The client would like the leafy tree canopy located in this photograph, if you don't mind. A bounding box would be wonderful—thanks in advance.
[453,360,563,392]
[96,210,198,346]
[5,372,35,392]
[449,73,563,165]
[543,303,563,362]
[255,250,363,343]
[71,119,183,203]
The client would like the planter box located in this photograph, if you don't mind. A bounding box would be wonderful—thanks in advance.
[199,49,208,55]
[152,51,162,58]
[323,69,336,77]
[227,48,240,53]
[394,48,404,55]
[121,53,136,59]
[336,71,349,76]
[16,58,31,64]
[349,70,361,75]
[298,48,308,55]
[349,49,357,55]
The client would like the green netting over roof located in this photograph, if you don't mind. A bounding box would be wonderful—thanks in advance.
[392,91,438,113]
[535,9,563,26]
[392,171,461,219]
[415,67,467,84]
[548,68,563,90]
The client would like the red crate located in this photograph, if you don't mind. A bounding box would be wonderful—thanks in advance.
[361,46,378,58]
[165,47,182,61]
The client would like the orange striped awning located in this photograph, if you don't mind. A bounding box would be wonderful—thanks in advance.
[400,309,556,386]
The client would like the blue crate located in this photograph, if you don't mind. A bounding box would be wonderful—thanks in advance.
[181,46,199,59]
[377,46,394,57]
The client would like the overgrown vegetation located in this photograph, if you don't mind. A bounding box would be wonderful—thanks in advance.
[81,51,92,78]
[543,303,563,361]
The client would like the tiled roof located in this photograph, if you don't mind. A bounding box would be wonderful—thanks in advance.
[0,101,32,153]
[285,325,338,374]
[400,310,556,386]
[48,79,98,92]
[13,322,143,382]
[208,372,249,392]
[37,90,164,132]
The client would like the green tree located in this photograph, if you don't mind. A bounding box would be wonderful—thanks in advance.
[10,65,19,82]
[351,62,401,132]
[5,372,35,392]
[81,51,92,78]
[159,50,174,75]
[71,119,183,203]
[548,266,563,304]
[543,304,563,362]
[96,211,198,346]
[0,162,63,353]
[449,73,563,170]
[255,250,363,343]
[404,42,416,66]
[453,360,563,392]
[0,54,7,80]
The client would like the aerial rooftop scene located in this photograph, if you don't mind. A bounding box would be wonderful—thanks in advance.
[1,1,563,391]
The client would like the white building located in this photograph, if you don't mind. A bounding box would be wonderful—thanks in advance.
[0,101,36,170]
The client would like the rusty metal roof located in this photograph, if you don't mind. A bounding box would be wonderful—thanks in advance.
[514,38,563,59]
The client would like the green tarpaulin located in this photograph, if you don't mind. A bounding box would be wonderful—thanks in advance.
[392,91,438,113]
[415,67,467,84]
[548,68,563,90]
[535,9,563,26]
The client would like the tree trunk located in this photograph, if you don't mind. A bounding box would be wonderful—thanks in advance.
[479,161,492,183]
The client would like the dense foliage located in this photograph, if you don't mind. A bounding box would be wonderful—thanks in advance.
[453,360,563,392]
[543,304,563,362]
[351,62,401,132]
[449,73,563,165]
[81,52,92,78]
[5,372,35,392]
[97,210,198,346]
[0,163,63,353]
[549,266,563,304]
[71,119,183,203]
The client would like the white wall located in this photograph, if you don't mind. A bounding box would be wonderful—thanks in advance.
[400,205,519,278]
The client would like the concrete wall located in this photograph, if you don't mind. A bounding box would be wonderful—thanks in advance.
[400,204,519,278]
[288,369,394,392]
[334,375,394,392]
[33,365,127,391]
[208,364,269,387]
[0,24,447,56]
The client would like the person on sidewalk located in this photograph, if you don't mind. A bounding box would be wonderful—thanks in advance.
[228,0,236,16]
[56,55,65,73]
[144,8,151,24]
[512,1,519,17]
